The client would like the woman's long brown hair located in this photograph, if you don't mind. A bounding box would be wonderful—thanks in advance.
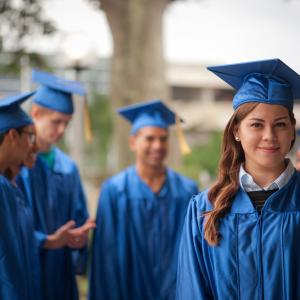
[204,102,296,246]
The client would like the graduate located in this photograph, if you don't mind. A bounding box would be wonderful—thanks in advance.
[176,59,300,299]
[0,91,41,299]
[89,100,199,300]
[17,70,95,300]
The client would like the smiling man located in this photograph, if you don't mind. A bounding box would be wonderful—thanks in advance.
[89,100,199,300]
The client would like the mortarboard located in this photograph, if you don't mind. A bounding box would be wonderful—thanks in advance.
[0,91,34,133]
[31,69,93,142]
[31,69,86,114]
[118,100,179,134]
[207,59,300,111]
[118,99,191,155]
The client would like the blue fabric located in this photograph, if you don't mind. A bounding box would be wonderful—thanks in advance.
[117,100,182,135]
[33,86,74,114]
[0,175,41,300]
[0,91,34,133]
[207,58,300,111]
[89,166,198,300]
[130,111,169,134]
[233,74,293,110]
[176,171,300,300]
[0,108,33,133]
[32,69,86,115]
[17,147,89,300]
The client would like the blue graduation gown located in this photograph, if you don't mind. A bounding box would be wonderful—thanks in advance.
[176,171,300,300]
[0,175,41,300]
[89,166,198,300]
[18,147,89,300]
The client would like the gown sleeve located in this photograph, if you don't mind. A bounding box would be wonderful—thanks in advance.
[176,196,213,300]
[16,169,48,250]
[34,230,48,249]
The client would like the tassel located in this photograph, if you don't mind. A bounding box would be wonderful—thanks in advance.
[175,114,191,155]
[83,96,93,142]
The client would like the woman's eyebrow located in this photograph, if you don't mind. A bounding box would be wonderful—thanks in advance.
[248,116,288,121]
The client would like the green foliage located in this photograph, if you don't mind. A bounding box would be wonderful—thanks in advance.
[84,93,113,176]
[0,52,51,75]
[0,0,56,52]
[179,131,222,182]
[0,0,56,75]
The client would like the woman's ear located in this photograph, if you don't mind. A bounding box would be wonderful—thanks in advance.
[233,126,239,141]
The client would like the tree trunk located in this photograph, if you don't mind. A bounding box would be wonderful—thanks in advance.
[100,0,170,171]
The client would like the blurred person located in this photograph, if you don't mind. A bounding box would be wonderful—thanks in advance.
[23,137,38,168]
[13,137,78,255]
[18,69,95,300]
[176,59,300,299]
[5,133,38,181]
[89,100,199,300]
[0,91,42,299]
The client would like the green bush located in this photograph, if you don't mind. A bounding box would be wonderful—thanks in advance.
[178,131,222,184]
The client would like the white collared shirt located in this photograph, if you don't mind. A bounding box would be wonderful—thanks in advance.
[239,159,295,192]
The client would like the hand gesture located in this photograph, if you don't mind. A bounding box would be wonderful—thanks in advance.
[67,218,96,249]
[44,220,76,249]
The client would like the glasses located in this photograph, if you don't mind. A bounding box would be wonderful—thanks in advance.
[21,130,36,145]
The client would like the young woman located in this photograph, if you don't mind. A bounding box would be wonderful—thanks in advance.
[176,59,300,300]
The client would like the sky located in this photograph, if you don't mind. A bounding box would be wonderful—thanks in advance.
[29,0,300,70]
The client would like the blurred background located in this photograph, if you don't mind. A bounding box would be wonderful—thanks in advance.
[1,0,300,296]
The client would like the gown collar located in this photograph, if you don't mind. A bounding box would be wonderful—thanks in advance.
[131,165,170,197]
[239,159,295,192]
[231,170,297,214]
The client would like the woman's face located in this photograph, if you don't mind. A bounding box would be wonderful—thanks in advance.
[235,103,295,174]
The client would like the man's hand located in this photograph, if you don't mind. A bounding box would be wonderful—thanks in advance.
[44,220,76,249]
[67,218,96,249]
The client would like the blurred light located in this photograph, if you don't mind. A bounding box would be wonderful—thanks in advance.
[62,32,94,63]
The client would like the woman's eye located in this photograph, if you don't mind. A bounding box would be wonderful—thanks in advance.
[276,122,286,127]
[250,123,262,128]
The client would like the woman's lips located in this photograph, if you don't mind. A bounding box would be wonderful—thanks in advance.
[258,146,280,153]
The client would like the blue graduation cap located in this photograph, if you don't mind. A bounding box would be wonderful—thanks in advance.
[0,91,34,133]
[118,99,191,154]
[207,59,300,111]
[31,69,86,114]
[118,99,179,135]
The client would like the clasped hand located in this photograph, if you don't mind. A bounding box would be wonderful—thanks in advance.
[44,218,96,249]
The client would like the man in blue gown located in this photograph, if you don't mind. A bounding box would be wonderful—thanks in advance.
[0,91,41,299]
[89,100,199,300]
[18,70,95,300]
